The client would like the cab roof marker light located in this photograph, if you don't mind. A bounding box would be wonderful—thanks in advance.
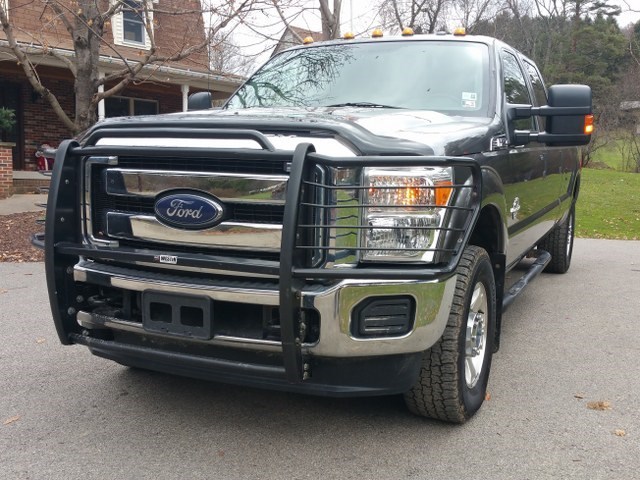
[343,32,355,40]
[371,29,384,38]
[453,27,466,36]
[402,27,414,37]
[302,36,314,45]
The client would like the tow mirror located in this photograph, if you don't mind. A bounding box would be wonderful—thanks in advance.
[187,92,212,111]
[506,84,593,147]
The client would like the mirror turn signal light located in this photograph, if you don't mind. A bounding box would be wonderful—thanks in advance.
[584,114,594,135]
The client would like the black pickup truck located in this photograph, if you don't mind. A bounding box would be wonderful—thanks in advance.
[41,31,592,423]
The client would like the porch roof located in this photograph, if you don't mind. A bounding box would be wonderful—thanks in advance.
[0,41,243,92]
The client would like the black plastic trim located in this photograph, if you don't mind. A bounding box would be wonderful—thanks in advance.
[84,127,277,151]
[56,243,281,277]
[31,233,45,250]
[69,333,422,397]
[279,143,315,383]
[502,250,551,311]
[45,140,82,345]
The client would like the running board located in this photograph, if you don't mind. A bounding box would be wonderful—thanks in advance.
[502,250,551,311]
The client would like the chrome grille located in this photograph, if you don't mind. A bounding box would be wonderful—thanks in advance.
[87,159,289,259]
[116,156,288,174]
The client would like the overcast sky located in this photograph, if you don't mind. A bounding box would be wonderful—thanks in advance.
[229,0,640,73]
[272,0,640,33]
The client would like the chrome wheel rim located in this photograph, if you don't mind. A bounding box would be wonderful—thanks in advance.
[465,282,488,389]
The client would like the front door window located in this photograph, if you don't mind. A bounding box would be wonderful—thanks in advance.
[0,83,23,170]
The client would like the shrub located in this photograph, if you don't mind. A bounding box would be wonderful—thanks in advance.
[0,108,16,131]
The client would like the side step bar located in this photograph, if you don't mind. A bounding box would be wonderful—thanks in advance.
[502,249,551,311]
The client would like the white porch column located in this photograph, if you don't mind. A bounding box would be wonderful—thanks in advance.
[98,70,105,121]
[181,84,190,112]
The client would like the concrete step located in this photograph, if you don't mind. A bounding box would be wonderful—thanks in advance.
[12,171,51,195]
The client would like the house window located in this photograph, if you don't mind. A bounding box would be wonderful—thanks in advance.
[105,96,158,118]
[123,0,145,44]
[112,0,153,49]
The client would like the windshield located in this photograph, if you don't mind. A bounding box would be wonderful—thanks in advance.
[226,40,490,117]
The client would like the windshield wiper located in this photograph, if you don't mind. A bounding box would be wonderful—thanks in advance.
[325,102,404,109]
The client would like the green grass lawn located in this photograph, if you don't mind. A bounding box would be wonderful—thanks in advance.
[589,134,640,173]
[576,168,640,240]
[589,141,628,171]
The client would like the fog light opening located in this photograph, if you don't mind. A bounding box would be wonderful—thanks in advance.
[351,296,415,338]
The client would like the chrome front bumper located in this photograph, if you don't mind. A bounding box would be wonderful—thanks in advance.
[73,261,456,358]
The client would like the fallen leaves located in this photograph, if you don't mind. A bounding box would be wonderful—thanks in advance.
[35,337,46,344]
[0,212,45,263]
[575,395,613,411]
[613,429,626,437]
[586,401,612,411]
[3,415,21,426]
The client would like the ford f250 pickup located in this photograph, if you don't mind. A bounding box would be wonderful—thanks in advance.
[40,31,592,423]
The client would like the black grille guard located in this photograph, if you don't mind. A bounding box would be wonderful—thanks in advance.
[45,126,482,384]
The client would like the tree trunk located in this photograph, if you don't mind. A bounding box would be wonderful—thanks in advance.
[319,0,342,40]
[72,1,104,133]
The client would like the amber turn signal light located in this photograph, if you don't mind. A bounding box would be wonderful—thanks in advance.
[584,114,594,135]
[435,181,453,207]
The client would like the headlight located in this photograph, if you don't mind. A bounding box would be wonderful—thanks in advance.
[361,167,452,262]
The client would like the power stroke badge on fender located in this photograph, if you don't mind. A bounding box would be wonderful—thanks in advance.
[154,190,225,230]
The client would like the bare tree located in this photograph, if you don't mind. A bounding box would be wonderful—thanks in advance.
[209,31,255,76]
[377,0,449,34]
[0,0,259,134]
[238,1,342,55]
[452,0,502,32]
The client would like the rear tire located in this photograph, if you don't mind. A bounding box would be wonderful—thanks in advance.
[538,203,575,274]
[404,246,496,423]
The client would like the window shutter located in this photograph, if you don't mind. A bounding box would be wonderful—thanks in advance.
[112,5,124,45]
[143,1,153,50]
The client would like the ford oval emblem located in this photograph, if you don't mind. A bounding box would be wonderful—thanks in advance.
[154,190,225,230]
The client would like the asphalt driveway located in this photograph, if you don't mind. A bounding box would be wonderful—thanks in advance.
[0,238,638,479]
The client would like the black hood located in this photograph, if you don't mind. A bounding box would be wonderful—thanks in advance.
[86,106,502,157]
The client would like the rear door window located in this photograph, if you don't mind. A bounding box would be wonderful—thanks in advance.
[524,60,548,130]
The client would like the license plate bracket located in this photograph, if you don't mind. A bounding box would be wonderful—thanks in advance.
[142,291,212,340]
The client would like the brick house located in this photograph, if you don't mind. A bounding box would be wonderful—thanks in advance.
[0,0,242,197]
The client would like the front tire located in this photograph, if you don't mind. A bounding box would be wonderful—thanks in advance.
[404,246,496,423]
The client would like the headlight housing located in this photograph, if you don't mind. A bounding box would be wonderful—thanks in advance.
[361,167,452,263]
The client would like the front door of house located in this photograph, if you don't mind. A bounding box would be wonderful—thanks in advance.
[0,83,24,170]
